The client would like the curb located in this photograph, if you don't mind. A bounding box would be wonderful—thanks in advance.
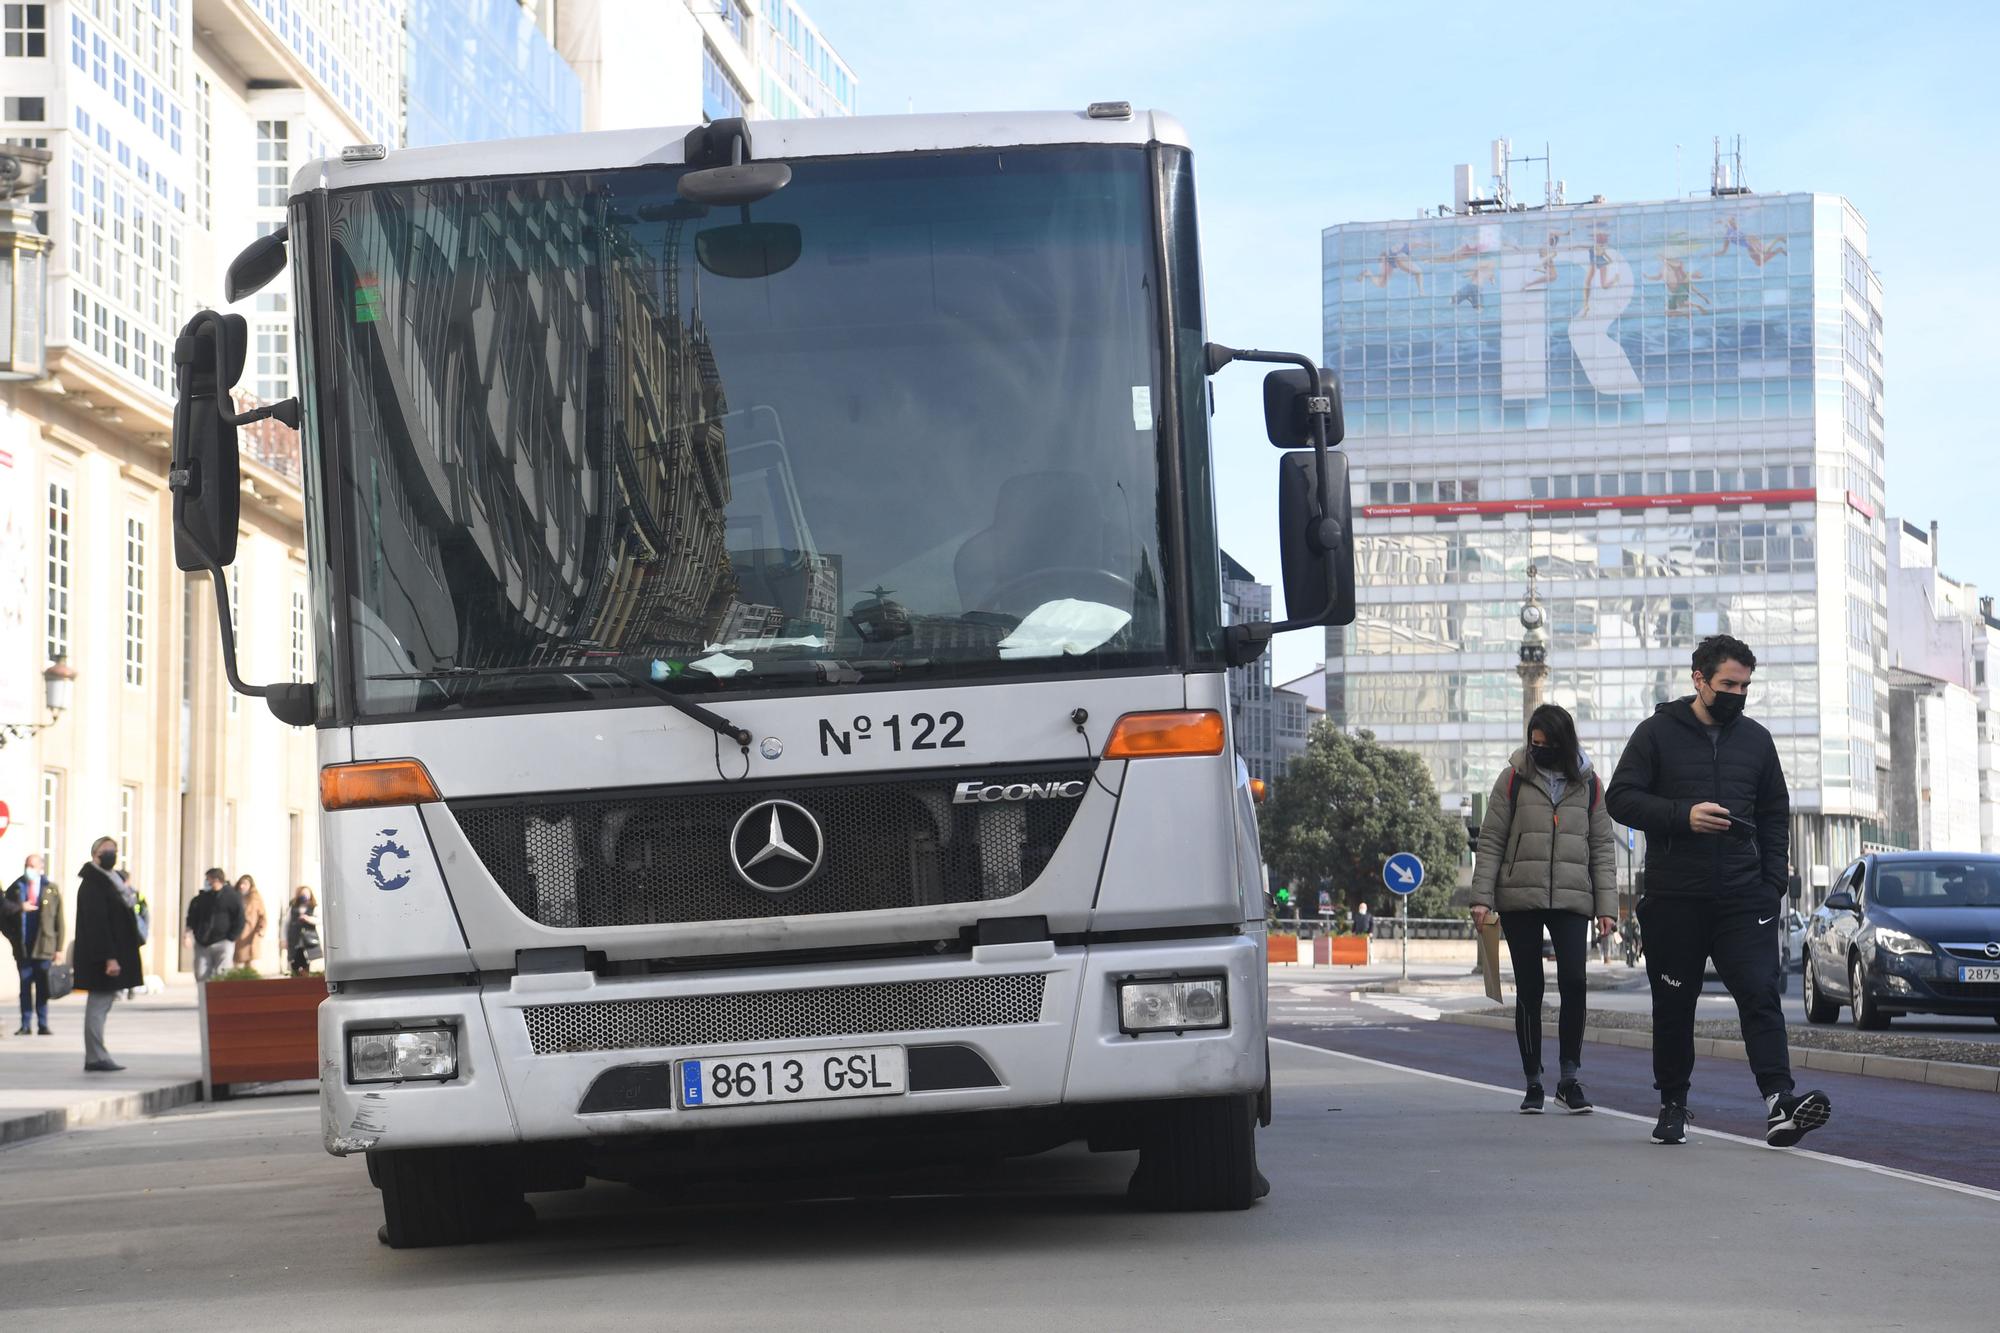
[1440,1011,2000,1094]
[0,1079,205,1150]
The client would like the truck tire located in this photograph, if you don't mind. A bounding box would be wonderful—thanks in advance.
[370,1147,534,1249]
[1127,1093,1268,1211]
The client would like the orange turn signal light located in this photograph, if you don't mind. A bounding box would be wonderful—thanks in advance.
[1103,710,1226,760]
[1250,778,1268,804]
[321,759,442,812]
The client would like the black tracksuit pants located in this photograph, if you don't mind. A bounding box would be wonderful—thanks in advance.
[1637,892,1794,1103]
[1498,910,1588,1081]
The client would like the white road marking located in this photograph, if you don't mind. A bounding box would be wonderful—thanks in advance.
[1355,994,1441,1023]
[1272,1037,2000,1205]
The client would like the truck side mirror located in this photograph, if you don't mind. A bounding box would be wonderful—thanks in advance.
[1277,449,1355,625]
[170,311,248,571]
[225,224,289,301]
[1263,367,1344,449]
[169,308,316,729]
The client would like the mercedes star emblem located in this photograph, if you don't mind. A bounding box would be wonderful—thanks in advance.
[729,799,824,893]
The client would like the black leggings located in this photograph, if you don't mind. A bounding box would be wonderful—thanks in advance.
[1498,910,1589,1081]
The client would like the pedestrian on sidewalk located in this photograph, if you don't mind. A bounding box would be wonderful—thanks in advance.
[285,885,320,977]
[233,873,267,969]
[1351,900,1371,939]
[1606,634,1832,1149]
[5,853,65,1036]
[72,837,143,1072]
[186,868,242,980]
[1469,703,1615,1115]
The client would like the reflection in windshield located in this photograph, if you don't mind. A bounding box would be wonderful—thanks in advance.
[324,149,1182,717]
[1871,863,2000,909]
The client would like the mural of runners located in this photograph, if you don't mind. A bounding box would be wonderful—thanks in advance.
[1712,213,1788,266]
[1645,246,1713,317]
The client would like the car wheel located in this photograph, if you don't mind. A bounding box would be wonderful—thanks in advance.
[1802,954,1839,1024]
[1850,956,1890,1030]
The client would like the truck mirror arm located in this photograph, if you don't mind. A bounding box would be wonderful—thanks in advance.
[1205,343,1348,666]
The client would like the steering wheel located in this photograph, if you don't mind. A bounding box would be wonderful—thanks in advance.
[975,567,1137,618]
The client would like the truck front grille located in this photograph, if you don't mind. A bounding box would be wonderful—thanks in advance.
[521,972,1049,1055]
[449,765,1091,929]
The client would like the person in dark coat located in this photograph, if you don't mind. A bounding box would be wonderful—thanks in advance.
[72,836,143,1072]
[1606,635,1831,1149]
[6,853,65,1035]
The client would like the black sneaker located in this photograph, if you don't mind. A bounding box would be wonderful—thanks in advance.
[37,1026,53,1036]
[1765,1090,1832,1147]
[11,1026,27,1036]
[1651,1103,1689,1144]
[1519,1083,1545,1114]
[1554,1079,1593,1114]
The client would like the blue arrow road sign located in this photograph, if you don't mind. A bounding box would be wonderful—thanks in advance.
[1383,852,1425,895]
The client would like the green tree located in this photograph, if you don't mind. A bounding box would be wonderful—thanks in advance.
[1259,724,1464,920]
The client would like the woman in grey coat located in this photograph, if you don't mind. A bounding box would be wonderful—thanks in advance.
[1469,704,1617,1113]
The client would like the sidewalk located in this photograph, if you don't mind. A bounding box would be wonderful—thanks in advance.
[0,983,204,1148]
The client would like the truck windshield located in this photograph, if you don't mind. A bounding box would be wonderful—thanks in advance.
[318,147,1186,719]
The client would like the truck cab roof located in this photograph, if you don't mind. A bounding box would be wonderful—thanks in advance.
[292,107,1190,199]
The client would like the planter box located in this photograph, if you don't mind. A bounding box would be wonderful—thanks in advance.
[198,975,327,1099]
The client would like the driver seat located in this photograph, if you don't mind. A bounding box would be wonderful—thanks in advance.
[954,471,1113,618]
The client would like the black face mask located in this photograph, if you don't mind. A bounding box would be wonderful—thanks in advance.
[1529,745,1565,771]
[95,849,118,869]
[1705,689,1746,724]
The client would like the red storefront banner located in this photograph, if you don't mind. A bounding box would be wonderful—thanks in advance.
[1358,488,1817,520]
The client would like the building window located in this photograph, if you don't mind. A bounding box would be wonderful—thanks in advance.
[39,769,60,866]
[124,516,146,685]
[118,783,138,861]
[256,119,289,206]
[702,42,746,121]
[193,72,211,227]
[45,478,70,660]
[3,4,46,58]
[290,587,307,681]
[255,323,289,400]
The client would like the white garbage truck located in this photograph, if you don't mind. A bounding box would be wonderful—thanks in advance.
[168,105,1353,1246]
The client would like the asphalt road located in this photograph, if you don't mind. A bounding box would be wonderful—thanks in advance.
[1270,980,2000,1191]
[4,992,1997,1330]
[1586,967,2000,1046]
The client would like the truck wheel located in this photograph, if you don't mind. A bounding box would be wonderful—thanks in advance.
[370,1147,534,1249]
[1127,1093,1268,1211]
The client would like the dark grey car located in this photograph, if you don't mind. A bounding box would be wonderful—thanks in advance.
[1802,853,2000,1029]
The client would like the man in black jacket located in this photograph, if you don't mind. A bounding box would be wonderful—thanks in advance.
[1607,635,1831,1149]
[186,868,243,980]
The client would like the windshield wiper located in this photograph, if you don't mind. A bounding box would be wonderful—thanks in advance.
[369,664,751,748]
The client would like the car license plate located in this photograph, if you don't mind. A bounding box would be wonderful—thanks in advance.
[677,1045,907,1109]
[1957,965,2000,983]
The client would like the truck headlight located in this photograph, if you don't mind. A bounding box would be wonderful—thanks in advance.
[349,1027,458,1083]
[1119,977,1228,1034]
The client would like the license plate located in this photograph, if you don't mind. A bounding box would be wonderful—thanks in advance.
[677,1045,907,1109]
[1957,965,2000,983]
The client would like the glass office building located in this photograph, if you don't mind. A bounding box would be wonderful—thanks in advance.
[405,0,581,148]
[1324,189,1888,890]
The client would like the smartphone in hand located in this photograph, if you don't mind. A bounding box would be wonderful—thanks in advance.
[1725,812,1759,841]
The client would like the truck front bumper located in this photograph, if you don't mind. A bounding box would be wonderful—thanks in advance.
[318,934,1266,1154]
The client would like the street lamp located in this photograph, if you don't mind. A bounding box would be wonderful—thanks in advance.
[0,656,75,748]
[0,145,54,382]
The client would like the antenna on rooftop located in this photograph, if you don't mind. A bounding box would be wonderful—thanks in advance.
[1711,134,1750,196]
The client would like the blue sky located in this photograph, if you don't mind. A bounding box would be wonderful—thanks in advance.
[810,0,2000,686]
